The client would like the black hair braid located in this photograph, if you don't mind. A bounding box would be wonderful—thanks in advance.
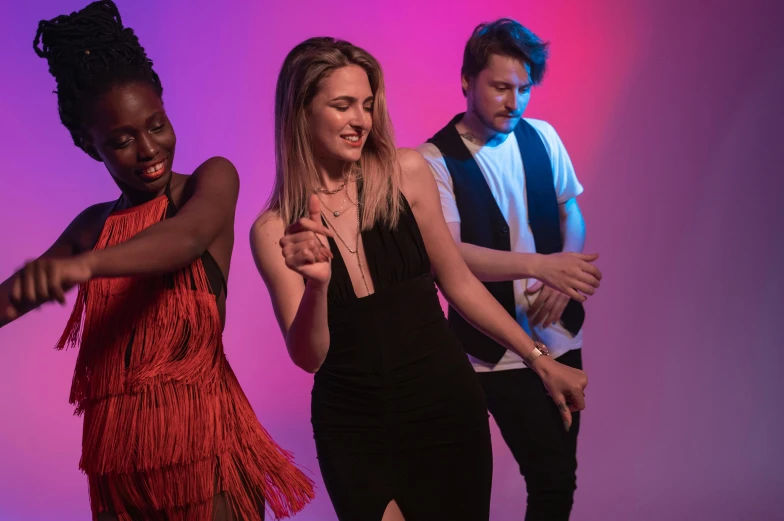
[33,0,163,149]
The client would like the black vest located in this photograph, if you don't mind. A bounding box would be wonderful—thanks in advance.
[428,113,584,363]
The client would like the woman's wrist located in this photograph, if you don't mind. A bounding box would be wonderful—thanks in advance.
[522,340,551,375]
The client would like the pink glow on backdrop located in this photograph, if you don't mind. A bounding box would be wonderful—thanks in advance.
[1,1,782,520]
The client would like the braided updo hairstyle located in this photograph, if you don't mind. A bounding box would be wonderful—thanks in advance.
[34,0,163,151]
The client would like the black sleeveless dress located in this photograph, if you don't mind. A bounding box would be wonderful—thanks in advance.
[312,194,492,520]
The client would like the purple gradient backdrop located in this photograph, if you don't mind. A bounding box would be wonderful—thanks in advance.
[1,1,782,520]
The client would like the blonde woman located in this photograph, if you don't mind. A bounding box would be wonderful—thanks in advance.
[251,37,587,521]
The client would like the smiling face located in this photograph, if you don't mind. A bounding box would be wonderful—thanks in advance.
[464,53,533,135]
[81,81,176,196]
[306,64,374,165]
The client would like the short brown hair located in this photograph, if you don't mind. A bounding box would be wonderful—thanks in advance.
[462,18,550,95]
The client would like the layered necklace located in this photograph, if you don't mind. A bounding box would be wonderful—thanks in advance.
[318,173,370,296]
[317,178,346,195]
[319,193,351,218]
[317,171,355,217]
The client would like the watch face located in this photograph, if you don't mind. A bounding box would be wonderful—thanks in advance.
[536,342,550,356]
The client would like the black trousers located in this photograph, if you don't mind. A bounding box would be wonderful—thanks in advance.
[477,349,582,521]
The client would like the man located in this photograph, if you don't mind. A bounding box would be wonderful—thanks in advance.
[418,18,602,521]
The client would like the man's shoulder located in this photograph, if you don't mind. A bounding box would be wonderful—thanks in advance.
[415,141,445,163]
[522,117,557,138]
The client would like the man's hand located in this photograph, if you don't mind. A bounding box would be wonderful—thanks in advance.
[526,281,571,328]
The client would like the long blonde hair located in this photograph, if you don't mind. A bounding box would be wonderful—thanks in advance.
[268,37,402,230]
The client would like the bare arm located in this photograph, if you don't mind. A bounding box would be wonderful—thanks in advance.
[2,157,238,328]
[446,208,599,301]
[421,146,599,299]
[83,156,239,278]
[527,198,590,328]
[250,198,334,373]
[400,148,587,427]
[0,202,111,328]
[560,198,585,253]
[447,226,545,281]
[400,150,540,359]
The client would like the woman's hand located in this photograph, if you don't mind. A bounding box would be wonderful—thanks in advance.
[530,356,588,431]
[4,255,93,321]
[279,194,334,286]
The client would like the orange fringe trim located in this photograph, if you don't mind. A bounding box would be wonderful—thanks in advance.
[56,194,314,520]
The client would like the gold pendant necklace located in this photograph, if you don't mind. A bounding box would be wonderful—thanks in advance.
[321,206,370,296]
[318,194,350,217]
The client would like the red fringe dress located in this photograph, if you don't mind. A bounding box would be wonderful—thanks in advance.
[56,194,314,520]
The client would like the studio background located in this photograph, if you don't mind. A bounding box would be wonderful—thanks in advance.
[1,1,781,519]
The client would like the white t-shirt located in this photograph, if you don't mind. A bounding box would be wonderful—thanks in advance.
[418,118,584,372]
